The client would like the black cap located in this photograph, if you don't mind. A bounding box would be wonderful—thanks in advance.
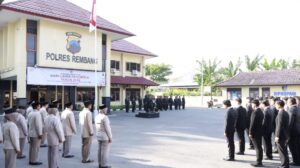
[27,100,35,105]
[32,102,40,109]
[84,101,92,107]
[4,108,16,114]
[65,102,73,108]
[99,104,107,110]
[41,102,49,106]
[48,104,57,108]
[52,100,59,105]
[18,106,27,110]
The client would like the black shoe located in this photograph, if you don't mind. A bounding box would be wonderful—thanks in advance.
[63,155,74,158]
[223,157,235,161]
[82,159,94,163]
[249,147,255,150]
[17,155,26,159]
[236,152,244,155]
[264,157,273,160]
[290,162,300,166]
[100,166,112,168]
[251,163,263,167]
[29,162,43,165]
[40,144,47,148]
[273,150,278,153]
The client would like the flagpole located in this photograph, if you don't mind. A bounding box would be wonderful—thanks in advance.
[94,1,98,114]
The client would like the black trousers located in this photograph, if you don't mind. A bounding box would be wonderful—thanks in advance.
[139,105,142,111]
[277,140,289,168]
[226,132,235,159]
[246,129,254,148]
[289,136,300,164]
[252,136,263,164]
[182,104,185,109]
[132,106,136,112]
[169,105,172,110]
[263,132,273,159]
[236,130,245,153]
[125,106,129,112]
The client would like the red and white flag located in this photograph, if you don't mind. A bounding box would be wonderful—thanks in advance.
[89,0,96,32]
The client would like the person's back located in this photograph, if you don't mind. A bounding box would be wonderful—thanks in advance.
[28,110,43,138]
[79,108,93,138]
[61,108,77,136]
[250,108,264,137]
[95,113,112,141]
[225,107,237,134]
[263,107,273,134]
[235,106,247,131]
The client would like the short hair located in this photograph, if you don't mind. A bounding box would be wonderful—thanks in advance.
[276,100,285,107]
[251,99,260,107]
[84,101,92,108]
[262,100,270,106]
[235,98,242,104]
[223,100,231,107]
[283,97,288,101]
[289,97,297,105]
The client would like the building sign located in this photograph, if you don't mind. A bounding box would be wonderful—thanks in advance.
[38,20,102,71]
[27,67,105,87]
[273,91,296,97]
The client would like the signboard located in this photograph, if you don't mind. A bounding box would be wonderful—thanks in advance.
[273,91,296,97]
[27,67,105,87]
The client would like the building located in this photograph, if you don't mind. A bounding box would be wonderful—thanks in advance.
[0,0,157,112]
[216,69,300,103]
[110,40,158,106]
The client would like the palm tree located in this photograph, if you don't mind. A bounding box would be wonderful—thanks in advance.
[291,59,300,68]
[194,58,222,87]
[245,54,264,71]
[220,57,242,79]
[261,58,280,70]
[277,59,289,69]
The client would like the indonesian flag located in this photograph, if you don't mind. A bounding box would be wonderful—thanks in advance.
[89,0,96,32]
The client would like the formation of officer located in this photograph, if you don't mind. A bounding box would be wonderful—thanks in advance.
[223,96,300,168]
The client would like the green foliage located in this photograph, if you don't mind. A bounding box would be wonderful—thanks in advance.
[145,64,173,83]
[163,89,200,96]
[219,57,242,79]
[245,54,264,71]
[111,105,125,111]
[291,59,300,68]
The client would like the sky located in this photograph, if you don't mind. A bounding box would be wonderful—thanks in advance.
[5,0,300,82]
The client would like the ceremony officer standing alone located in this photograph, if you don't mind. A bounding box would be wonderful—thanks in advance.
[223,100,237,161]
[249,99,264,167]
[61,102,77,158]
[27,102,43,165]
[275,100,290,168]
[95,105,113,168]
[79,101,94,163]
[45,104,65,168]
[234,98,247,155]
[3,108,20,168]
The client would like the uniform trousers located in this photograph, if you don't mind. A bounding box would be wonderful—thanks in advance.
[82,137,92,161]
[236,130,245,153]
[41,132,47,145]
[4,149,16,168]
[63,136,72,156]
[263,132,273,159]
[246,129,254,148]
[252,136,263,164]
[277,140,289,168]
[48,145,59,168]
[29,137,41,163]
[18,138,26,157]
[226,132,235,159]
[289,135,300,164]
[98,141,111,167]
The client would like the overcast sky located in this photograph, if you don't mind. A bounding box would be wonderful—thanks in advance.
[5,0,300,82]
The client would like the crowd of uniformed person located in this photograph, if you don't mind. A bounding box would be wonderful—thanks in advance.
[125,95,186,113]
[223,96,300,168]
[0,100,112,168]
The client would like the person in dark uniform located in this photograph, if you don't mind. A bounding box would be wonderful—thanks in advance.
[138,96,143,111]
[223,100,237,161]
[178,96,182,110]
[182,96,186,110]
[246,97,255,150]
[249,99,264,167]
[174,96,178,110]
[125,97,130,113]
[131,97,136,113]
[143,95,149,112]
[287,97,300,166]
[269,97,279,153]
[168,96,173,110]
[234,98,247,155]
[261,100,273,160]
[275,100,290,168]
[163,97,168,111]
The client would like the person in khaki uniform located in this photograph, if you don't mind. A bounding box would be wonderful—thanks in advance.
[40,102,49,148]
[27,102,43,165]
[95,105,112,168]
[26,100,34,119]
[45,104,65,168]
[3,108,20,168]
[16,107,28,159]
[79,101,94,163]
[0,122,3,143]
[61,102,77,158]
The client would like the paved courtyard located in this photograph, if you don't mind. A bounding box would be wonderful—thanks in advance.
[0,107,298,168]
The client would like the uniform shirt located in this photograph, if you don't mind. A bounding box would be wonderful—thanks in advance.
[40,107,48,126]
[26,106,33,118]
[61,108,77,136]
[16,114,28,138]
[3,121,20,151]
[0,124,3,142]
[28,110,43,138]
[95,113,112,141]
[79,108,94,138]
[45,114,64,146]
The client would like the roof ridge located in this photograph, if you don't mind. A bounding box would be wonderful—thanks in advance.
[2,0,30,5]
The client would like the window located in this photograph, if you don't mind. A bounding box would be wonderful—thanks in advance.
[27,20,37,67]
[249,88,259,99]
[227,88,241,100]
[111,60,120,70]
[111,88,120,101]
[76,88,95,102]
[262,88,270,99]
[126,62,141,72]
[126,88,141,100]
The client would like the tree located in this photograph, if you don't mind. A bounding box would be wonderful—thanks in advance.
[194,58,222,87]
[261,58,280,70]
[277,59,289,69]
[219,57,242,79]
[145,64,172,83]
[291,59,300,68]
[245,54,264,71]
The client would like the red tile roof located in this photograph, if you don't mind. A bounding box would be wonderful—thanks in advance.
[111,76,159,86]
[111,40,157,57]
[217,69,300,87]
[0,0,134,36]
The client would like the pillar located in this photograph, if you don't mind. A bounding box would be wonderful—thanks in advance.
[102,35,111,112]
